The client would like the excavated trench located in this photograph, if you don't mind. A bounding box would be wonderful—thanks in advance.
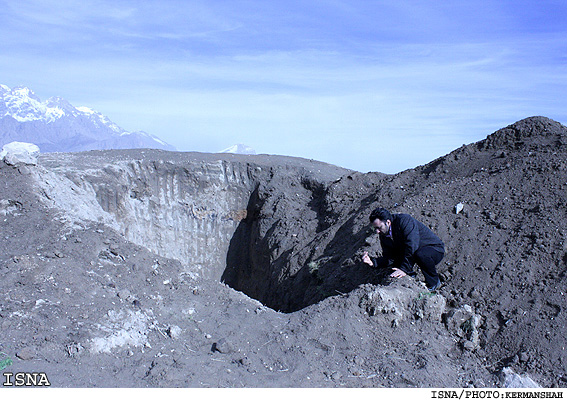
[38,150,354,312]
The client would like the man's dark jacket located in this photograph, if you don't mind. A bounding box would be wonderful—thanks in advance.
[375,213,444,273]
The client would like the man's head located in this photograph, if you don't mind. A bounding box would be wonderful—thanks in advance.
[369,208,392,235]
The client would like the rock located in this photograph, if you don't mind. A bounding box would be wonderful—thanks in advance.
[211,338,235,354]
[469,288,481,299]
[167,325,182,339]
[463,340,475,351]
[353,355,364,366]
[331,371,342,381]
[0,199,23,216]
[500,367,541,388]
[361,281,447,325]
[519,351,530,363]
[360,282,416,321]
[65,342,85,358]
[234,357,250,367]
[0,142,40,166]
[445,305,482,350]
[118,289,134,302]
[16,346,37,360]
[414,292,446,322]
[454,203,464,214]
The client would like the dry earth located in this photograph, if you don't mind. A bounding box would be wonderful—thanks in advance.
[1,116,566,388]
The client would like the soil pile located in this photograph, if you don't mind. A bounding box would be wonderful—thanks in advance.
[0,116,565,387]
[291,116,567,387]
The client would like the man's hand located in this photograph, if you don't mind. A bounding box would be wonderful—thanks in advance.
[362,251,374,267]
[390,268,407,278]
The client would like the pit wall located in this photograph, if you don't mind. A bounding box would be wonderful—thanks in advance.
[93,159,262,281]
[36,158,260,281]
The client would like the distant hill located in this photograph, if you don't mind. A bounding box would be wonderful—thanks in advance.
[0,84,175,153]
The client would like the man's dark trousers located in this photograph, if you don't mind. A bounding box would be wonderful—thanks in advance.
[406,246,444,288]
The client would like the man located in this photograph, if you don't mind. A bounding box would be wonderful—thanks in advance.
[362,207,445,291]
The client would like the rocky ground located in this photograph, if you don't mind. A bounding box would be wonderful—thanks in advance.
[1,116,565,389]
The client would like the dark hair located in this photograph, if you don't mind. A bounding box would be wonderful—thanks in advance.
[369,207,392,223]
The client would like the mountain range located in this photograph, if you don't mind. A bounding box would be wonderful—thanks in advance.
[0,85,176,153]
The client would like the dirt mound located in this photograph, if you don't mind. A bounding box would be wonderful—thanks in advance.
[1,116,566,388]
[290,116,567,387]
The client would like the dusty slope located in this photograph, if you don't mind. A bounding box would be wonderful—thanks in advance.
[1,116,565,388]
[286,116,567,387]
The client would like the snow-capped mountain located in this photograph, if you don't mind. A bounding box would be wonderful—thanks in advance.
[0,85,176,153]
[219,144,256,155]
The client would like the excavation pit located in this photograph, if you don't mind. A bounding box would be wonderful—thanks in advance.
[37,149,354,312]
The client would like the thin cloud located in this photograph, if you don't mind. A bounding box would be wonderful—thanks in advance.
[1,1,566,173]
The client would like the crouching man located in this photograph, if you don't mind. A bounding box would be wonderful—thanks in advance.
[362,208,445,291]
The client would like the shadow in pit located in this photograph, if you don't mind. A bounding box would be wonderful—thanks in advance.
[221,186,262,292]
[291,214,391,310]
[225,226,382,312]
[282,192,404,310]
[221,188,396,313]
[221,185,283,310]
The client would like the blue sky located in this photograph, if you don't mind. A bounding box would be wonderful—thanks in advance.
[1,0,566,173]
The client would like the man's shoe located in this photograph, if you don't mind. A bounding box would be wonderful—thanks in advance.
[428,279,442,292]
